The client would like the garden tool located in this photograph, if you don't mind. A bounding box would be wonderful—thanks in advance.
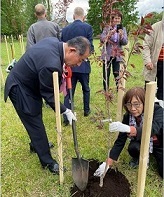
[6,43,17,73]
[64,66,89,191]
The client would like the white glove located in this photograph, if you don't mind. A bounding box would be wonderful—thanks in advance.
[63,109,77,125]
[155,97,164,108]
[94,162,109,177]
[109,121,130,133]
[158,100,164,108]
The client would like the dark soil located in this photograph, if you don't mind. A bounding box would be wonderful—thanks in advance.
[70,159,131,197]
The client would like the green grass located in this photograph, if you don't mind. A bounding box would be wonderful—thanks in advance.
[1,39,163,196]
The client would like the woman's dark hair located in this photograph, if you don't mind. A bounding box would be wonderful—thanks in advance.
[67,36,90,55]
[123,87,145,112]
[111,10,123,20]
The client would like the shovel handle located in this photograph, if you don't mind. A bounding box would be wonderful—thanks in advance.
[68,88,81,160]
[64,68,81,160]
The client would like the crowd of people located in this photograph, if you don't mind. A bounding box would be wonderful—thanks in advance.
[4,3,163,179]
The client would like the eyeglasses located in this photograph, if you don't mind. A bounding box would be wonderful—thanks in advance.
[125,102,142,109]
[75,52,88,62]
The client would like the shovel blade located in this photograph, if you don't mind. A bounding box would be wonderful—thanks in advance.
[72,158,89,191]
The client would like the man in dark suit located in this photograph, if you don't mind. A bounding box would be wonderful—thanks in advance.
[4,36,90,174]
[61,7,94,126]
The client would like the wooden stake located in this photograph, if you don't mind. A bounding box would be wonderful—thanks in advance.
[137,82,157,197]
[4,35,10,65]
[11,35,15,57]
[53,72,64,185]
[19,35,23,55]
[21,34,25,54]
[116,62,125,121]
[0,63,5,86]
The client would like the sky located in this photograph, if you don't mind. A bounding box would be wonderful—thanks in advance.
[52,0,164,22]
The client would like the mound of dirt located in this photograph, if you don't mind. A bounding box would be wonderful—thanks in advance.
[70,159,131,197]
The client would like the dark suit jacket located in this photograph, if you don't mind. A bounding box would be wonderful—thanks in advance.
[109,104,163,161]
[61,20,94,73]
[4,37,66,116]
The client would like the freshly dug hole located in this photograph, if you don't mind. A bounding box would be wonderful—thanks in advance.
[70,159,131,197]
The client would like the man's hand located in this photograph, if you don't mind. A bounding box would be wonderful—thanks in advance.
[109,121,130,133]
[63,109,77,125]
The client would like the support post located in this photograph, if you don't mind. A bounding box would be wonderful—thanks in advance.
[137,82,157,197]
[53,72,64,184]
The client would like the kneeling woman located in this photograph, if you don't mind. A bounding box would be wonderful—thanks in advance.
[94,87,163,178]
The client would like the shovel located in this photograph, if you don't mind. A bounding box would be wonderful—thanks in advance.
[64,66,89,191]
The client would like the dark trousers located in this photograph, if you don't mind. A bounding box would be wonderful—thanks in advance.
[103,57,120,91]
[145,60,163,100]
[9,86,54,166]
[63,72,90,121]
[128,140,163,178]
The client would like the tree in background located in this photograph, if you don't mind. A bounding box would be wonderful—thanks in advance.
[53,0,73,28]
[1,0,163,37]
[25,0,52,28]
[1,0,26,37]
[87,0,103,37]
[87,0,139,36]
[1,0,53,38]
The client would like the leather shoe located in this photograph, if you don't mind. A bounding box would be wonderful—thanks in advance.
[42,161,60,174]
[63,119,69,126]
[47,163,60,174]
[129,157,139,168]
[29,142,54,153]
[84,110,91,117]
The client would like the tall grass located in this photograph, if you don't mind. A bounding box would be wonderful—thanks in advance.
[1,39,163,197]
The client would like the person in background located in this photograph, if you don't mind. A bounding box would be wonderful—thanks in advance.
[142,18,164,100]
[26,3,60,50]
[61,7,94,126]
[100,11,128,91]
[4,36,90,175]
[26,3,61,116]
[94,87,163,178]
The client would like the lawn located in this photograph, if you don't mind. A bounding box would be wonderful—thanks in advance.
[1,38,163,197]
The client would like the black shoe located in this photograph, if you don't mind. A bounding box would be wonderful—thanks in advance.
[47,162,60,174]
[129,158,139,168]
[29,142,54,153]
[42,161,66,174]
[63,119,69,126]
[84,110,91,117]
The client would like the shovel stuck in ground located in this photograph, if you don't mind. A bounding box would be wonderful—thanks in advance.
[64,66,89,191]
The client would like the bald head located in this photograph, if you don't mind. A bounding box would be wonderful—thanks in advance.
[35,4,46,16]
[73,7,85,21]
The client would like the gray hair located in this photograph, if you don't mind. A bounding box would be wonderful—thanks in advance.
[67,36,90,55]
[35,4,46,16]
